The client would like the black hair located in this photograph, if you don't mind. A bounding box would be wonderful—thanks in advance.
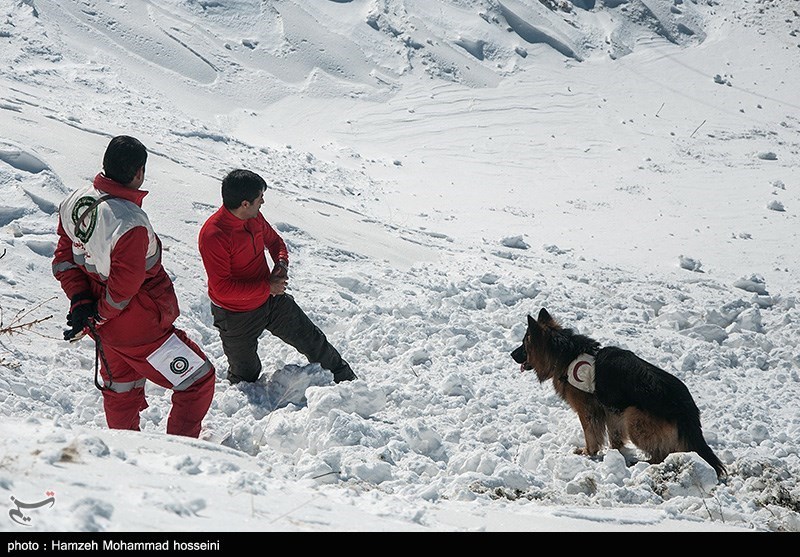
[103,136,147,185]
[221,169,266,210]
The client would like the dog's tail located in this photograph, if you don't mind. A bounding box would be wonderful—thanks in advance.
[679,417,727,479]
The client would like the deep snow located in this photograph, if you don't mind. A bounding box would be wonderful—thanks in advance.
[1,0,799,534]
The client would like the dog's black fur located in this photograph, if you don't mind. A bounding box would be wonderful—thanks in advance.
[512,308,726,479]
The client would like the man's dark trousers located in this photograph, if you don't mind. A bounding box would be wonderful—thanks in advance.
[210,294,355,383]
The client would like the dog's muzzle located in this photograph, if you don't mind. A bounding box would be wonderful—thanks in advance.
[511,344,532,372]
[511,345,526,365]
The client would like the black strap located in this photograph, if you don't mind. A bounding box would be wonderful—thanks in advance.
[73,193,115,391]
[76,194,114,231]
[89,318,112,391]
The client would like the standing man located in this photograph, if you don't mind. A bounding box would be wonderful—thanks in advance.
[53,135,215,438]
[198,169,357,385]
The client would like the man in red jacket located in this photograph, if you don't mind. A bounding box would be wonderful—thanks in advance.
[53,136,215,438]
[198,169,357,385]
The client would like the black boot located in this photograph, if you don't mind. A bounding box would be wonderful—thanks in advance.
[333,363,357,383]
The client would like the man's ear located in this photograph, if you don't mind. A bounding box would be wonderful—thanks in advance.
[126,165,146,187]
[137,165,145,179]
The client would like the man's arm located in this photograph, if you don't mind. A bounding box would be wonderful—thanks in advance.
[99,227,149,322]
[260,215,289,270]
[52,219,92,299]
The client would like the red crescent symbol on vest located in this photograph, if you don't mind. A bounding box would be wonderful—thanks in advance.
[572,360,590,383]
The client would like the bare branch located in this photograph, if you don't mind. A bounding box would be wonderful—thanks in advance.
[690,119,707,138]
[0,296,58,338]
[0,314,53,335]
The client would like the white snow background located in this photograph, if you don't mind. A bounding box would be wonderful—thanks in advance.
[1,0,799,534]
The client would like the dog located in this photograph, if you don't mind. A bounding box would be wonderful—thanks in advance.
[511,308,726,479]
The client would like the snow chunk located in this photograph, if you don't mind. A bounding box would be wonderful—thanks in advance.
[643,453,719,498]
[733,274,768,295]
[440,373,474,399]
[681,323,728,344]
[678,255,703,272]
[306,381,387,420]
[501,235,529,249]
[727,307,764,334]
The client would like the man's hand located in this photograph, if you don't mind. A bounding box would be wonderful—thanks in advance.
[269,260,289,296]
[268,275,288,296]
[272,259,288,279]
[64,292,99,341]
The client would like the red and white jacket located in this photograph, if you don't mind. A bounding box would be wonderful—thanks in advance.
[52,174,180,347]
[198,206,288,312]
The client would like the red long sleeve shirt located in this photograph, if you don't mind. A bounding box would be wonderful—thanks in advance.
[198,206,288,312]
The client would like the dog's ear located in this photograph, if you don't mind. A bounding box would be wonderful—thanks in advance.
[538,308,553,324]
[527,313,544,340]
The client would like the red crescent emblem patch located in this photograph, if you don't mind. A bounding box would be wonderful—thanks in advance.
[572,360,590,383]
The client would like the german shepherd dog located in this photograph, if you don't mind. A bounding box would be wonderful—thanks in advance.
[511,308,726,479]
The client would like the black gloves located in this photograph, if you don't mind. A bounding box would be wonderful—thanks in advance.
[64,291,98,341]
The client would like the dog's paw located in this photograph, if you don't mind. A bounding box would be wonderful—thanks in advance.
[575,447,603,458]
